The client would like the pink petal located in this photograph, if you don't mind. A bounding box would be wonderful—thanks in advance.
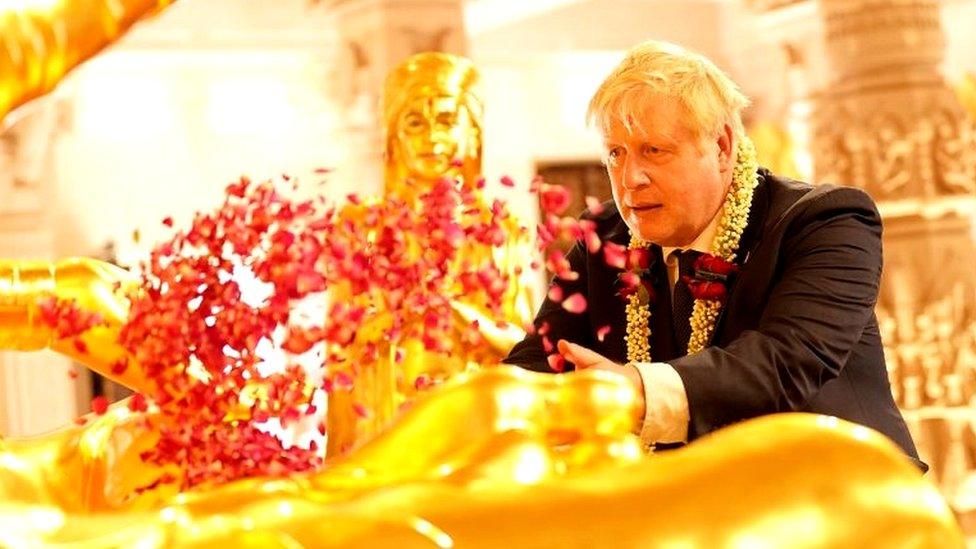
[585,196,605,215]
[603,242,628,269]
[596,325,611,342]
[500,175,515,188]
[548,285,564,302]
[562,293,587,314]
[547,353,566,372]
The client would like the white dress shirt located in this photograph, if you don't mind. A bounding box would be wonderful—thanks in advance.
[632,210,722,448]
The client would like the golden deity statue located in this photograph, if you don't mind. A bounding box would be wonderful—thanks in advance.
[381,52,535,347]
[326,53,538,455]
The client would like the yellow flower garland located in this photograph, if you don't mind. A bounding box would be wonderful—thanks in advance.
[625,136,759,363]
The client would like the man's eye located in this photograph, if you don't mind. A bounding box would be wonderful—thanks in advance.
[642,145,662,156]
[606,148,623,162]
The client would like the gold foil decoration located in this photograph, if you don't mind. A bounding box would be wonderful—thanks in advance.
[0,368,963,547]
[0,0,175,124]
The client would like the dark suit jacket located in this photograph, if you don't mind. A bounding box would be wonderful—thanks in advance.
[505,168,924,470]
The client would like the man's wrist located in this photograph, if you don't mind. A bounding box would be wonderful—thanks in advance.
[624,362,647,421]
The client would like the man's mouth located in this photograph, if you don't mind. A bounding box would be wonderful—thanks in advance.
[629,203,661,212]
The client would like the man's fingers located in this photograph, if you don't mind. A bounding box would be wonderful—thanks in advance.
[557,340,605,369]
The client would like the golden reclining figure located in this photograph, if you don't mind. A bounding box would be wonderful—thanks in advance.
[0,369,962,547]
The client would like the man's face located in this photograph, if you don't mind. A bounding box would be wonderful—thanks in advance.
[602,97,732,247]
[396,95,472,181]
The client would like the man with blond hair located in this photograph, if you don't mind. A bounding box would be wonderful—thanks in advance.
[505,40,923,469]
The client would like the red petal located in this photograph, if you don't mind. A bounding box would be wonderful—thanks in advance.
[596,325,611,342]
[91,396,109,415]
[500,175,515,187]
[128,393,149,412]
[539,184,571,215]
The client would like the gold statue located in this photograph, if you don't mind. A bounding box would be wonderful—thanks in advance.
[0,369,963,547]
[327,53,538,454]
[381,52,535,340]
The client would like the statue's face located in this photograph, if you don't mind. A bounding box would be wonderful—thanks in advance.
[395,95,474,181]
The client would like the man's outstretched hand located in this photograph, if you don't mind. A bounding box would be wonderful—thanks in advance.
[557,339,646,421]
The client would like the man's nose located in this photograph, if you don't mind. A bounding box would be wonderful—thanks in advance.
[620,156,650,190]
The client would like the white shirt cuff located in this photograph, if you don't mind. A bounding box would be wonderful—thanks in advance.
[632,362,690,447]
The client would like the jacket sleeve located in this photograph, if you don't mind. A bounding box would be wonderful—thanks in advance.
[668,187,883,438]
[503,240,594,372]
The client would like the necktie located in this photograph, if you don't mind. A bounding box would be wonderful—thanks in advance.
[671,250,701,355]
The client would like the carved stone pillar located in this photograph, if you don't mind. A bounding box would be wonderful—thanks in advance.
[318,0,468,194]
[812,0,976,516]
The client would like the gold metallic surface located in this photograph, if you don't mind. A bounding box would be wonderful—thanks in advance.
[0,369,963,547]
[328,53,537,454]
[0,257,152,393]
[0,0,175,124]
[0,403,174,514]
[382,52,483,200]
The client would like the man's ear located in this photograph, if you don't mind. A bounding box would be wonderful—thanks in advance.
[716,123,735,171]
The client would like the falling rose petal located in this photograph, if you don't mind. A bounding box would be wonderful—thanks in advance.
[414,374,432,390]
[73,338,88,354]
[500,175,515,188]
[162,216,173,227]
[585,196,605,215]
[596,325,612,342]
[603,242,628,270]
[74,417,87,426]
[334,371,354,392]
[91,396,109,415]
[110,360,128,375]
[547,285,564,302]
[585,230,602,254]
[313,167,332,174]
[128,393,148,413]
[539,184,571,215]
[353,402,371,419]
[562,293,587,314]
[450,158,464,167]
[547,353,566,372]
[542,335,554,354]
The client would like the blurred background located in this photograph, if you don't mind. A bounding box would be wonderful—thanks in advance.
[2,0,976,535]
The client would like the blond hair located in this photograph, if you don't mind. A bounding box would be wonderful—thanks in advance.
[587,40,750,141]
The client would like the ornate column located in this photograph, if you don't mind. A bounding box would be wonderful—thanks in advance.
[811,0,976,520]
[317,0,468,194]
